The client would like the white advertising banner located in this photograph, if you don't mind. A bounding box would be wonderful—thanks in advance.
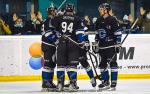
[118,34,150,74]
[0,36,41,76]
[0,34,150,76]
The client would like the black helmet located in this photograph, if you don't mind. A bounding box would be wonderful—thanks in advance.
[99,3,111,11]
[47,5,57,16]
[65,3,74,12]
[47,6,55,12]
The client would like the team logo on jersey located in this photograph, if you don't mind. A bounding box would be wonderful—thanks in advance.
[97,29,107,39]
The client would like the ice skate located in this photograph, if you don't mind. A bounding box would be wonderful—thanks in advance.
[68,80,78,92]
[108,81,117,91]
[98,80,110,90]
[41,80,56,92]
[56,81,64,92]
[64,81,79,90]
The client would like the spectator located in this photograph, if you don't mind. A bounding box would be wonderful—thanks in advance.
[122,15,131,32]
[0,15,12,35]
[128,14,134,23]
[92,17,97,24]
[83,15,95,31]
[137,7,150,33]
[120,14,139,33]
[24,11,43,35]
[13,18,24,35]
[84,15,91,27]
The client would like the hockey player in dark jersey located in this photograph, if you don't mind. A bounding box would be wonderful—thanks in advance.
[95,3,122,91]
[78,27,97,87]
[53,4,96,91]
[41,6,58,91]
[64,26,97,90]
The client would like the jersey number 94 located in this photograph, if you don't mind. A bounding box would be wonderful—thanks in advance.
[61,22,74,33]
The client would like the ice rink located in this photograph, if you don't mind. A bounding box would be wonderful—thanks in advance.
[0,80,150,94]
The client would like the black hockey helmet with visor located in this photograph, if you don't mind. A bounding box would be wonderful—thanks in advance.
[99,3,111,12]
[47,5,56,14]
[65,3,74,12]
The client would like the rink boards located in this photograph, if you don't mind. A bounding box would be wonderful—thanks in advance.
[0,34,150,81]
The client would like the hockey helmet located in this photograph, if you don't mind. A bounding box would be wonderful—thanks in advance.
[47,5,56,13]
[65,3,74,12]
[99,3,111,11]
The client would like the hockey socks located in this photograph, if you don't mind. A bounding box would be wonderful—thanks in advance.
[42,67,54,81]
[111,67,118,87]
[85,66,94,79]
[85,66,96,87]
[67,71,77,81]
[100,69,109,81]
[66,67,77,80]
[41,67,56,91]
[57,71,65,82]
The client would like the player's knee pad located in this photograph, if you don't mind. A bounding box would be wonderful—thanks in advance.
[69,60,79,66]
[44,59,56,68]
[79,56,87,62]
[42,66,54,73]
[66,65,77,72]
[57,66,65,71]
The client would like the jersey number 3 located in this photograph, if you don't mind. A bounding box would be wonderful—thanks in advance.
[61,22,73,33]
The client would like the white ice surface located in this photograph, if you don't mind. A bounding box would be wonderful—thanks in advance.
[0,80,150,94]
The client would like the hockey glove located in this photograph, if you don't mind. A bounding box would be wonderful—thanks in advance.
[115,44,122,53]
[78,42,90,51]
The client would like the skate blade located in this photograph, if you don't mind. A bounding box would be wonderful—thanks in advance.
[55,88,64,92]
[99,86,110,91]
[41,88,56,92]
[62,88,77,92]
[107,87,116,91]
[68,89,78,92]
[64,86,79,90]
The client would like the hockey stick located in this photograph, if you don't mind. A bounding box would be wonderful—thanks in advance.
[58,0,67,10]
[62,35,93,54]
[42,41,56,47]
[98,18,139,80]
[88,52,99,68]
[122,18,139,44]
[98,45,118,49]
[88,52,101,80]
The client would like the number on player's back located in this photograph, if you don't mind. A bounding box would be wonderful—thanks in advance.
[61,22,74,33]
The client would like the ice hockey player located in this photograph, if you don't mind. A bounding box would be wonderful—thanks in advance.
[53,4,96,92]
[95,3,122,91]
[41,5,58,91]
[64,24,97,90]
[77,25,97,88]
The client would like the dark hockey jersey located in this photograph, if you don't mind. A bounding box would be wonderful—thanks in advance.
[41,17,58,44]
[53,14,83,42]
[95,16,121,47]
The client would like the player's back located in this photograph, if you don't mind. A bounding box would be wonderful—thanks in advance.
[54,14,82,40]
